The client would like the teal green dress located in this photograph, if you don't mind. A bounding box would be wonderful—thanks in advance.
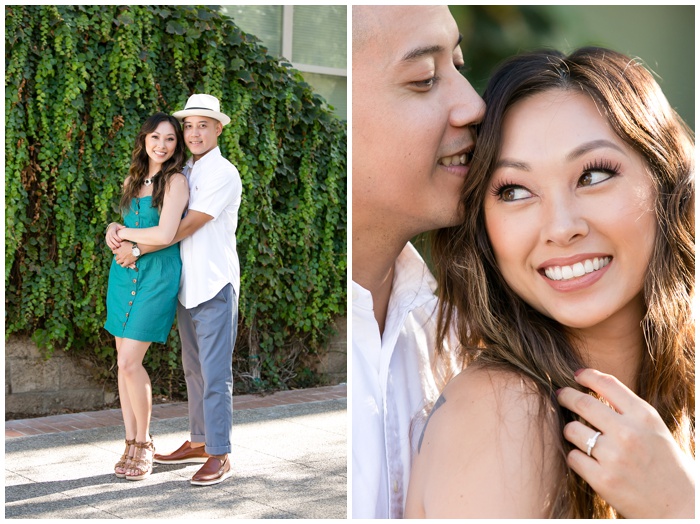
[105,196,182,343]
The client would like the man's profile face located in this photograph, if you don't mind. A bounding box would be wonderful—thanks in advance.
[352,6,485,236]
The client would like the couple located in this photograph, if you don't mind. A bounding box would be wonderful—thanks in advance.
[104,94,241,486]
[353,6,694,519]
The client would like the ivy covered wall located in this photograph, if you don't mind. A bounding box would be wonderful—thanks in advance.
[5,5,347,394]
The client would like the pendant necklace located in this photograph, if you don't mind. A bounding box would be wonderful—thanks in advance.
[143,174,158,186]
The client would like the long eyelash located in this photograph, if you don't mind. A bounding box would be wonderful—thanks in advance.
[489,180,516,197]
[582,158,622,175]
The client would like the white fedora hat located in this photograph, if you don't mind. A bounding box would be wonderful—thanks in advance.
[173,93,231,126]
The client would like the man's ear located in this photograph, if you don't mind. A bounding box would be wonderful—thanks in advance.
[217,122,223,136]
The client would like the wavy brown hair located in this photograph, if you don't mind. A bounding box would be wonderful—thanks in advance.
[432,47,694,518]
[119,112,186,213]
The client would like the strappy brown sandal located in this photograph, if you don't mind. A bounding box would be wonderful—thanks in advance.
[114,438,136,478]
[126,440,155,481]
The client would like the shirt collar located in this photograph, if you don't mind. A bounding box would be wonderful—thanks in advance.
[185,146,222,170]
[390,242,437,312]
[351,243,437,316]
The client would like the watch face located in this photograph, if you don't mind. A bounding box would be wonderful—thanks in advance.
[132,245,140,256]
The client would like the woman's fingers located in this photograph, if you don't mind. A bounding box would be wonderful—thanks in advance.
[559,369,694,518]
[562,420,605,459]
[565,447,605,491]
[106,223,124,250]
[556,385,618,433]
[572,368,637,414]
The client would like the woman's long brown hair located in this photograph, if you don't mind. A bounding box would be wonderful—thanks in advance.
[119,112,186,213]
[432,47,694,518]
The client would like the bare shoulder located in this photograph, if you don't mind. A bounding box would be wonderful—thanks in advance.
[165,173,189,194]
[167,172,188,187]
[406,365,561,518]
[416,365,548,455]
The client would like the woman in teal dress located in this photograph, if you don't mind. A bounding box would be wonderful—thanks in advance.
[104,112,189,481]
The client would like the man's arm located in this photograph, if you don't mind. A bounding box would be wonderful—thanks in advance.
[112,210,213,266]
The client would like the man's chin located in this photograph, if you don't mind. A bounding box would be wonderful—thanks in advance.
[442,202,465,229]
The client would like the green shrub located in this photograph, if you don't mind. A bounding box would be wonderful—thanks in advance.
[5,5,347,395]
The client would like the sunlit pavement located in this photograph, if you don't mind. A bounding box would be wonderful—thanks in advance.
[5,385,347,519]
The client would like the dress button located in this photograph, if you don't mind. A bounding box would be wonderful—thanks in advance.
[128,301,133,306]
[125,313,129,317]
[135,222,139,226]
[132,279,137,284]
[131,291,136,296]
[135,211,139,215]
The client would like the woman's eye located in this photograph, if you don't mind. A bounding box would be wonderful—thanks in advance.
[500,185,532,202]
[579,170,613,187]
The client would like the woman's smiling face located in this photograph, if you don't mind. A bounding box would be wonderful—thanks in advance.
[484,90,657,331]
[145,120,178,167]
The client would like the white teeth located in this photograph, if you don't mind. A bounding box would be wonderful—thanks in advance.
[562,266,574,279]
[439,154,468,167]
[544,257,611,281]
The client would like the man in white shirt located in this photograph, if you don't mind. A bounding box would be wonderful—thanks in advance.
[154,94,241,486]
[352,6,485,518]
[110,94,241,486]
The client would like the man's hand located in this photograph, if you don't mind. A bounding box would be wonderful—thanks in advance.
[113,241,137,269]
[106,222,126,250]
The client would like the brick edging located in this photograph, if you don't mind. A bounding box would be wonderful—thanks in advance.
[5,384,347,439]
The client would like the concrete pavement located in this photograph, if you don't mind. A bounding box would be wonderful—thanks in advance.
[5,385,347,519]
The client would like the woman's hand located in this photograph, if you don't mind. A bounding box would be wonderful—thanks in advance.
[112,242,137,269]
[106,222,125,250]
[557,368,694,519]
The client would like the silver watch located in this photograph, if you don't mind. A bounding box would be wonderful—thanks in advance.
[131,243,141,257]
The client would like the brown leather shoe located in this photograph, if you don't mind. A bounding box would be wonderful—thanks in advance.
[190,455,232,486]
[153,440,210,464]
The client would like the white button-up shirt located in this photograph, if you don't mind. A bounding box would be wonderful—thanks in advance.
[352,243,455,519]
[179,146,242,309]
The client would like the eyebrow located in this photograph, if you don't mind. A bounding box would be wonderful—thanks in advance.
[400,33,463,62]
[495,139,627,171]
[565,139,626,161]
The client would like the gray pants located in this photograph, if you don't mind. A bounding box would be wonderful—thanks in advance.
[177,284,237,455]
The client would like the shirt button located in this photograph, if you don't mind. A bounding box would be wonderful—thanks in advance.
[393,480,398,493]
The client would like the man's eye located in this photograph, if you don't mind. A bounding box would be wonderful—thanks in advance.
[412,77,437,90]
